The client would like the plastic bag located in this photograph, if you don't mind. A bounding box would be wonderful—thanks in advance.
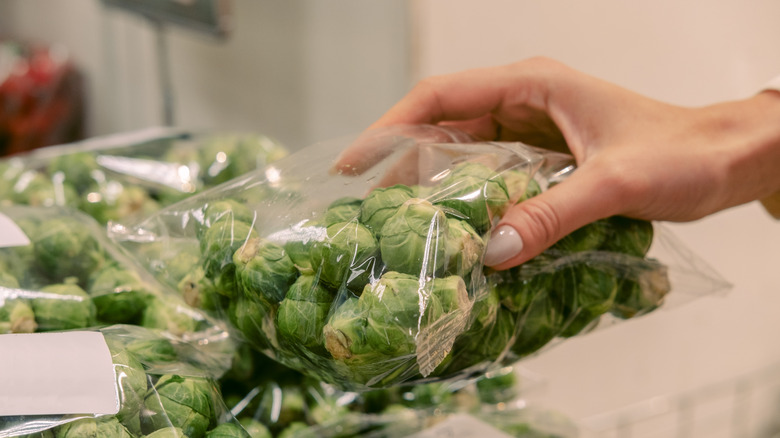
[0,40,85,156]
[0,205,231,350]
[0,324,246,438]
[0,127,288,223]
[111,126,728,390]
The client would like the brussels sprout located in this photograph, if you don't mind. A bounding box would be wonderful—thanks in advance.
[142,375,216,438]
[11,171,79,208]
[32,282,96,331]
[46,151,99,193]
[276,275,334,348]
[87,265,150,324]
[0,272,37,334]
[503,169,542,203]
[323,197,362,226]
[550,220,609,254]
[199,200,255,238]
[379,199,447,277]
[282,220,326,275]
[81,183,160,224]
[276,422,316,438]
[126,337,178,365]
[204,423,251,438]
[146,427,190,438]
[200,219,258,282]
[492,259,553,313]
[323,297,369,361]
[54,417,134,438]
[600,216,654,257]
[228,297,277,351]
[552,263,618,338]
[611,259,670,319]
[141,295,201,336]
[34,217,104,285]
[108,343,149,435]
[310,221,378,292]
[0,221,37,285]
[400,382,453,409]
[234,237,297,304]
[359,184,415,234]
[510,289,565,358]
[238,418,271,438]
[444,218,484,276]
[476,367,518,404]
[435,162,510,233]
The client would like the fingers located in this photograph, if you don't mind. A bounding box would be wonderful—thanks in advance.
[484,168,620,269]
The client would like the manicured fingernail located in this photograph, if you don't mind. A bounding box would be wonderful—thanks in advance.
[484,225,523,266]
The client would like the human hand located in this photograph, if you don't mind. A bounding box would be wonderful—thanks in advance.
[335,57,780,269]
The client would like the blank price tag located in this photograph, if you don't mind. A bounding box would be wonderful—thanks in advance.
[0,212,30,248]
[0,331,119,416]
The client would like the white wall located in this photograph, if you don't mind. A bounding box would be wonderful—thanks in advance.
[410,0,780,432]
[0,0,411,150]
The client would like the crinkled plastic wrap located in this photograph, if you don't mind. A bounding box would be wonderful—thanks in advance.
[0,127,288,223]
[111,126,729,390]
[0,205,231,349]
[0,324,246,438]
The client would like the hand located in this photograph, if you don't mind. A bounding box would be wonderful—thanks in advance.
[335,57,780,269]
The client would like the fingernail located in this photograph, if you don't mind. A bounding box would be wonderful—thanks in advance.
[484,225,523,266]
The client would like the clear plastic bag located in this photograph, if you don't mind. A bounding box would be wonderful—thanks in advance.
[0,324,246,438]
[111,126,729,391]
[0,206,231,352]
[0,128,288,224]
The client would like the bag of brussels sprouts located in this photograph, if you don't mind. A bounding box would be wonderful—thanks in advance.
[0,324,249,438]
[0,205,231,349]
[0,127,288,224]
[111,125,728,391]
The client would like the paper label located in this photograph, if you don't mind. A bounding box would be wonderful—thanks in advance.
[0,212,31,248]
[0,331,120,416]
[408,414,515,438]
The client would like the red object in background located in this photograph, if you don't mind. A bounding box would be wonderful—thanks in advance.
[0,41,85,156]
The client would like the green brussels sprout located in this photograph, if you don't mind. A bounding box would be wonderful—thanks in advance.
[379,199,447,277]
[276,275,334,348]
[444,218,484,276]
[238,419,271,438]
[0,271,37,334]
[198,134,287,187]
[400,382,453,409]
[503,169,542,203]
[34,217,104,285]
[600,216,654,257]
[141,295,201,336]
[0,221,38,286]
[142,375,216,438]
[199,200,255,238]
[145,427,190,438]
[359,184,415,234]
[276,422,316,438]
[54,417,134,438]
[310,221,378,292]
[108,343,149,435]
[81,183,160,224]
[200,219,258,282]
[204,423,251,438]
[126,337,178,365]
[611,259,670,319]
[165,251,203,286]
[323,197,362,226]
[550,220,609,254]
[11,171,79,207]
[228,297,277,351]
[234,237,297,304]
[492,258,554,313]
[87,265,150,324]
[476,367,518,404]
[510,289,565,359]
[552,263,618,338]
[323,297,369,361]
[32,282,96,331]
[435,162,510,233]
[46,151,99,193]
[282,220,326,275]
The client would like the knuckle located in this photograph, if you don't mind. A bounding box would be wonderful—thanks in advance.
[518,197,563,249]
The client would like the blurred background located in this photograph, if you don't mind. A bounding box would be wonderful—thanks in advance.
[1,0,780,435]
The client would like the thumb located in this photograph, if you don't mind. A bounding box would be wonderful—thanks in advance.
[483,169,618,269]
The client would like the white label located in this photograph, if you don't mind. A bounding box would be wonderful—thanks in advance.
[0,332,120,416]
[408,414,515,438]
[0,213,30,248]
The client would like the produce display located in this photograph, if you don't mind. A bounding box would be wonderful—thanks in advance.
[111,127,708,391]
[0,205,230,347]
[0,325,243,438]
[0,129,288,224]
